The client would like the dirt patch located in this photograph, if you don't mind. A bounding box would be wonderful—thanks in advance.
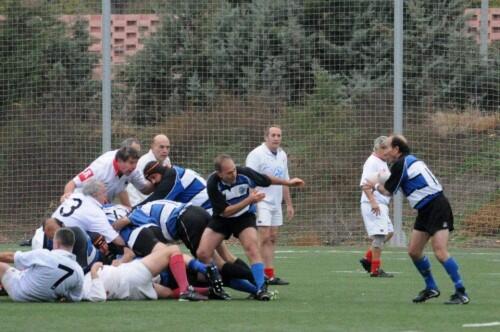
[462,198,500,236]
[429,109,498,138]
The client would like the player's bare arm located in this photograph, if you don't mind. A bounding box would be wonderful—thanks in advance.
[268,175,305,188]
[112,216,131,231]
[61,180,76,202]
[0,251,15,263]
[283,186,295,220]
[363,180,391,197]
[362,186,381,216]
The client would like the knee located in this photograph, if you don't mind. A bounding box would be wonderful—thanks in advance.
[434,249,449,263]
[196,247,210,262]
[408,248,421,261]
[243,243,260,260]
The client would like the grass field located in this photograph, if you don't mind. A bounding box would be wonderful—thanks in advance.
[0,245,499,332]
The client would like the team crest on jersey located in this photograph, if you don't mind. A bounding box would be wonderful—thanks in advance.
[239,187,246,195]
[78,168,94,182]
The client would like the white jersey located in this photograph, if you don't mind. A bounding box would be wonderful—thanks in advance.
[246,143,289,208]
[360,154,391,206]
[3,249,84,302]
[127,150,171,206]
[82,260,156,302]
[72,150,148,202]
[52,192,119,242]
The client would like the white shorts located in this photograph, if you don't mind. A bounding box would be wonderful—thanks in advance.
[256,204,283,227]
[118,260,157,301]
[361,203,394,237]
[1,268,41,302]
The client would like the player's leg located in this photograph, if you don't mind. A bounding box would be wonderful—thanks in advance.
[409,230,440,302]
[196,228,225,264]
[238,227,267,293]
[196,227,231,300]
[370,205,393,277]
[431,230,469,304]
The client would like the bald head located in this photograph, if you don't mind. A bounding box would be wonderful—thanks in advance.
[43,218,63,239]
[151,134,171,162]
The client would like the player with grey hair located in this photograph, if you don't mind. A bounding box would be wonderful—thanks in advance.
[364,134,470,304]
[359,136,394,277]
[53,179,127,248]
[120,137,141,152]
[0,228,84,302]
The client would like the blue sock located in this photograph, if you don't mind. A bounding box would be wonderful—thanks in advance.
[251,262,265,290]
[187,259,207,274]
[413,256,438,290]
[228,279,258,294]
[441,257,465,291]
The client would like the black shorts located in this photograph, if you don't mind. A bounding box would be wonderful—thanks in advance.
[132,225,166,257]
[69,226,90,270]
[414,194,454,236]
[176,206,212,257]
[208,212,257,240]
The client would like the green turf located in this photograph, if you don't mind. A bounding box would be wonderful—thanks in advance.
[1,246,499,332]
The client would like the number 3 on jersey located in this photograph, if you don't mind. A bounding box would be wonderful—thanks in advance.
[59,198,82,217]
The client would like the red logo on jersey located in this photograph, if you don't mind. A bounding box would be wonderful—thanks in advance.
[78,168,94,182]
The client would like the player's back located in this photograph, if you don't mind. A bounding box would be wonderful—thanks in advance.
[170,166,211,211]
[14,249,84,302]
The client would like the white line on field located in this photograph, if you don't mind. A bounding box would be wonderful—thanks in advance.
[275,249,500,256]
[331,270,402,274]
[462,321,500,328]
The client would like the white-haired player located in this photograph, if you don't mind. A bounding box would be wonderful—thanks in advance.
[359,136,394,277]
[0,228,84,302]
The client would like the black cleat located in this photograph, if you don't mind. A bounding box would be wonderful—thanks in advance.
[359,258,371,273]
[255,289,272,301]
[444,291,470,305]
[179,286,208,301]
[412,288,440,303]
[19,239,31,247]
[267,277,290,285]
[370,269,394,278]
[206,264,231,300]
[208,288,231,300]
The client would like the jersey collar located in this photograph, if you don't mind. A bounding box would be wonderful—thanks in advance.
[112,159,123,177]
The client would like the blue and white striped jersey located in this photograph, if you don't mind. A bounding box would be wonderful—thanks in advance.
[128,200,189,240]
[207,166,272,218]
[139,165,212,214]
[385,154,443,210]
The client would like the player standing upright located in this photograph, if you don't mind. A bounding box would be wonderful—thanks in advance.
[364,134,469,304]
[359,136,394,277]
[246,125,295,285]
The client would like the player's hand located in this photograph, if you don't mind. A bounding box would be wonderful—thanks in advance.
[288,178,305,188]
[286,205,295,220]
[90,262,103,279]
[60,192,71,203]
[362,182,375,191]
[111,259,122,267]
[370,201,381,216]
[250,190,266,203]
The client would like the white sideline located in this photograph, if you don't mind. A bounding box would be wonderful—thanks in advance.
[462,322,500,328]
[275,249,500,256]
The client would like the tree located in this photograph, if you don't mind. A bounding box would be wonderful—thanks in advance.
[0,1,99,114]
